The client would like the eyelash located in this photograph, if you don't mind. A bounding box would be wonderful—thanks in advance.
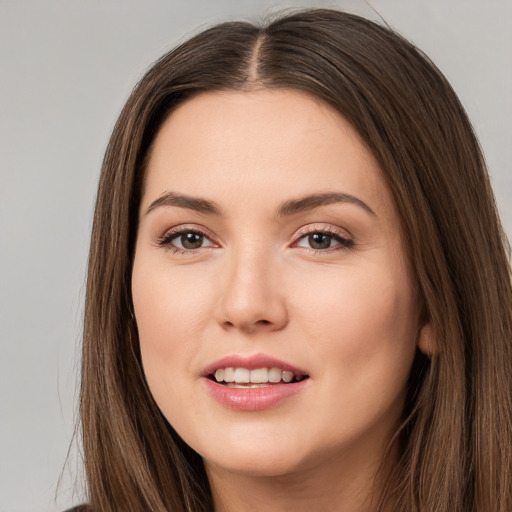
[156,227,215,254]
[293,225,354,253]
[156,225,354,255]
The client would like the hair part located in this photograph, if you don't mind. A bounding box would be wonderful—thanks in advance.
[80,9,512,511]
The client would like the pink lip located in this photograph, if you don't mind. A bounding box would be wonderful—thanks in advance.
[201,353,310,411]
[203,379,308,411]
[202,353,308,377]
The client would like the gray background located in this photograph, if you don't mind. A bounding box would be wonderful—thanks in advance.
[1,1,510,511]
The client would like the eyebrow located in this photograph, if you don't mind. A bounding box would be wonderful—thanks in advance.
[277,192,376,217]
[146,191,222,216]
[146,191,375,217]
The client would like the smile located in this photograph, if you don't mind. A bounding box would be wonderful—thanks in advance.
[211,367,308,387]
[202,355,310,410]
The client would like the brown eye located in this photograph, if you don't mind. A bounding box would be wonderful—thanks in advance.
[308,233,334,249]
[158,229,215,251]
[179,232,204,249]
[295,229,353,252]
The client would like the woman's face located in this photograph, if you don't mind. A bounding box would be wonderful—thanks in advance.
[132,89,427,479]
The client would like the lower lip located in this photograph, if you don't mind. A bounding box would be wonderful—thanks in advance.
[203,378,308,411]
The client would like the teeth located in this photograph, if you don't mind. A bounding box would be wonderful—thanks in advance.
[250,367,269,383]
[212,367,305,384]
[268,367,282,383]
[226,383,271,389]
[282,371,294,383]
[234,368,250,383]
[224,367,235,382]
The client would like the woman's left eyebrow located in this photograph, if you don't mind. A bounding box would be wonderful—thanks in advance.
[277,192,376,217]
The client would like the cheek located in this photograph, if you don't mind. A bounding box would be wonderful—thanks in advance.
[294,260,418,377]
[289,261,418,441]
[131,256,214,384]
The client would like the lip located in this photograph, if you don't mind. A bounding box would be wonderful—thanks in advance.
[202,353,308,377]
[202,353,309,411]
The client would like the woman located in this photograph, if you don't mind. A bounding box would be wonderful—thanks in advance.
[74,8,512,512]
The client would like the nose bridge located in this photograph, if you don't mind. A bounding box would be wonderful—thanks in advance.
[217,241,288,332]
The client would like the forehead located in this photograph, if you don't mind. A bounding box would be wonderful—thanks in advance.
[143,89,394,220]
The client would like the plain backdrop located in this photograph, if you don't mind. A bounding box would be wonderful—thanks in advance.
[0,1,510,511]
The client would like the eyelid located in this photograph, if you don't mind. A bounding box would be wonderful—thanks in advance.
[293,223,352,240]
[291,223,354,251]
[154,222,353,253]
[156,224,220,251]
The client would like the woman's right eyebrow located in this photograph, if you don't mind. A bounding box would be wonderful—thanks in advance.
[146,191,222,216]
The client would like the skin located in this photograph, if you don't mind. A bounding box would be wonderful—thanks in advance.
[132,89,430,511]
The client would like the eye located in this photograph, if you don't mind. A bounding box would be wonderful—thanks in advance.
[157,228,216,252]
[294,228,353,252]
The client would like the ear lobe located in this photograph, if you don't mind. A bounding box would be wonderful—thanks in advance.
[417,323,434,356]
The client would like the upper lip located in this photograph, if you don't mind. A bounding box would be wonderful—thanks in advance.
[202,353,309,377]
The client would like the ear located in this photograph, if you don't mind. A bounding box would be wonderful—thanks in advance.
[417,323,435,356]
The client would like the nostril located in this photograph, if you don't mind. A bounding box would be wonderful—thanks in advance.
[257,320,271,325]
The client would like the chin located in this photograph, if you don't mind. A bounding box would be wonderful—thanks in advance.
[193,430,312,478]
[204,449,308,479]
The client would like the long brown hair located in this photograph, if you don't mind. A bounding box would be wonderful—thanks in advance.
[80,9,512,511]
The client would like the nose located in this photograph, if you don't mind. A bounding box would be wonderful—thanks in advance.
[216,248,289,334]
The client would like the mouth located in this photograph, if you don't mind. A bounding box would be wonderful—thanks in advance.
[208,367,309,388]
[203,356,310,410]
